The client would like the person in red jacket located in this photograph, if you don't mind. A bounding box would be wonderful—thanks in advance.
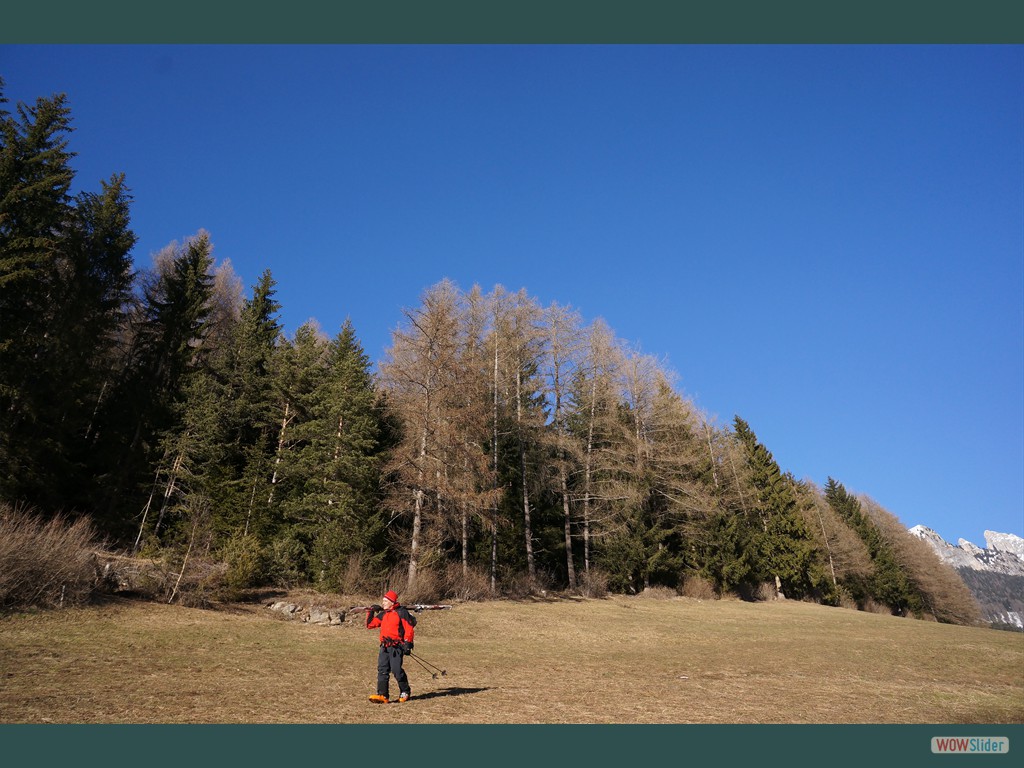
[365,589,416,703]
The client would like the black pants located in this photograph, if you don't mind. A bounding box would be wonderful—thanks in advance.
[377,644,410,697]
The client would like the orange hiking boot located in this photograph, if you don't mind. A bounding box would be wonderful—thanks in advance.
[368,694,389,704]
[397,691,411,703]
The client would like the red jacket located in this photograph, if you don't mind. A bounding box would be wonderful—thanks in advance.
[366,604,416,646]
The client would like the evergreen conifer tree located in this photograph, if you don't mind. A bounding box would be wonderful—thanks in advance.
[99,233,215,542]
[199,269,282,544]
[0,82,136,511]
[731,416,818,599]
[305,320,389,588]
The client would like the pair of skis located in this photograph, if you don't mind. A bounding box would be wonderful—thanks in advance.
[349,604,452,613]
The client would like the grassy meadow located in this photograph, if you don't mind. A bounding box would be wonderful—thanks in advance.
[1,592,1021,725]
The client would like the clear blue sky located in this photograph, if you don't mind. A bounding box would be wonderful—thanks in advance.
[2,45,1021,546]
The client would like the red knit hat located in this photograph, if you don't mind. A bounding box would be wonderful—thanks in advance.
[383,590,398,603]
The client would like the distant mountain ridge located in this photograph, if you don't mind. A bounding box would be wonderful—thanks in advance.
[909,526,1024,630]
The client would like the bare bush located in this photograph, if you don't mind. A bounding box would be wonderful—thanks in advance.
[679,574,717,600]
[578,569,609,598]
[97,548,229,607]
[336,552,375,596]
[168,557,228,607]
[755,581,779,601]
[0,504,105,610]
[499,568,535,599]
[357,562,492,604]
[377,564,411,599]
[441,563,492,601]
[118,556,174,598]
[496,565,557,599]
[836,586,859,611]
[405,566,444,604]
[862,598,893,615]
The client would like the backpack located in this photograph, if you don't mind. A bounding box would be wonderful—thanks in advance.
[396,606,417,640]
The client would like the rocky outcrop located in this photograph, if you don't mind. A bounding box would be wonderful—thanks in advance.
[986,531,1024,560]
[909,526,1024,630]
[266,601,347,626]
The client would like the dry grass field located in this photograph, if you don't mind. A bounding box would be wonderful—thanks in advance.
[1,591,1021,725]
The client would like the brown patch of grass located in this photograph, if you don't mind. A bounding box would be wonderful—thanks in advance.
[636,585,678,599]
[1,594,1020,724]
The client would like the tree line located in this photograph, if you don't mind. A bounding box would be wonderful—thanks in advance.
[0,81,981,624]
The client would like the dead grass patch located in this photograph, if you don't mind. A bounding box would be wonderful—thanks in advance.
[1,594,1020,724]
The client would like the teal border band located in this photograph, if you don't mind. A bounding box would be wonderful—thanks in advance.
[1,1,1023,43]
[4,724,1024,767]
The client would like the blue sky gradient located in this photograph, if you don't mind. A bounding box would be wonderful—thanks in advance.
[2,44,1021,545]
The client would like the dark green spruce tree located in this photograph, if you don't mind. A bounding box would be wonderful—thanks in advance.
[0,81,136,512]
[731,416,819,599]
[57,175,138,507]
[200,269,282,545]
[308,320,390,588]
[266,320,390,587]
[264,322,330,578]
[98,233,215,544]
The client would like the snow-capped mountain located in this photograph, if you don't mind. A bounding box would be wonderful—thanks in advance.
[909,526,1024,630]
[984,531,1024,561]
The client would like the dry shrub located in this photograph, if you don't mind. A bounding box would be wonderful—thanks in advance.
[360,563,492,604]
[121,558,175,599]
[377,564,411,599]
[499,568,534,599]
[104,549,228,607]
[728,581,778,602]
[578,568,609,598]
[862,598,894,616]
[337,552,376,596]
[358,562,437,603]
[405,567,443,604]
[0,504,105,610]
[497,566,559,599]
[366,561,562,604]
[679,574,717,600]
[440,563,491,601]
[167,556,228,607]
[755,582,779,601]
[833,586,859,610]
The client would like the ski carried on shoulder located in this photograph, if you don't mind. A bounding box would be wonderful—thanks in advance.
[350,604,452,613]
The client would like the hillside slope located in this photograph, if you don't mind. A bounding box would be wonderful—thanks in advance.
[2,592,1021,725]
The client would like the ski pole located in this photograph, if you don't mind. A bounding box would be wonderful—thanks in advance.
[408,653,443,679]
[409,651,447,677]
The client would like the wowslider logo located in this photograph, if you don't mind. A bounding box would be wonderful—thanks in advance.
[932,737,1010,754]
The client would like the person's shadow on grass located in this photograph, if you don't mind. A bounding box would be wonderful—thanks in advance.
[411,687,489,701]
